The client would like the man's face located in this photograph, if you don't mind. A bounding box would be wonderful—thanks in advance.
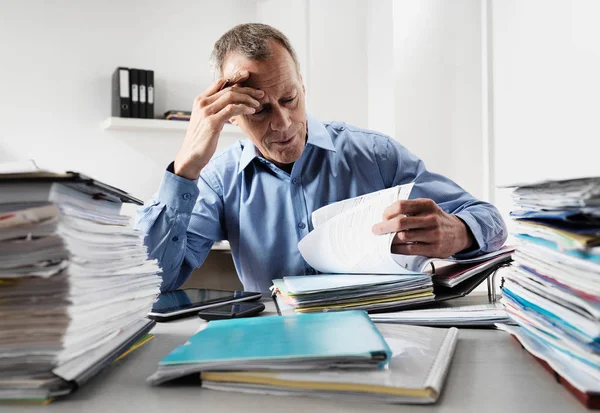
[223,41,307,168]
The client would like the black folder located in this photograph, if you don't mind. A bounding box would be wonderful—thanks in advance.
[0,170,143,205]
[111,67,131,117]
[146,70,154,119]
[139,70,147,119]
[130,68,140,118]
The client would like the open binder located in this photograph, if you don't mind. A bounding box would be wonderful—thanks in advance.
[0,170,143,205]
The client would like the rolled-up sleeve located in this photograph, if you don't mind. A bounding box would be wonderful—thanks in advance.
[136,164,225,291]
[375,135,508,258]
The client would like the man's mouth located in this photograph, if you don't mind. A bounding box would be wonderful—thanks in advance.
[271,133,296,146]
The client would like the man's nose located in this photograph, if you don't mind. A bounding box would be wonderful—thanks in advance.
[269,105,292,132]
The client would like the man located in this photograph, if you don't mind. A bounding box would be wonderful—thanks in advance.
[137,23,507,293]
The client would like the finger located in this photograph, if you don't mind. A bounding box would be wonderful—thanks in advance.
[372,214,436,235]
[203,90,262,116]
[202,70,251,97]
[392,228,439,244]
[382,198,437,219]
[211,103,256,124]
[391,243,436,257]
[202,86,264,107]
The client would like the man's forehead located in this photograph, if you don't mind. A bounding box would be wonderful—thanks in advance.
[221,45,299,89]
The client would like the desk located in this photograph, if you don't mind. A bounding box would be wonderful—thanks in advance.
[23,299,586,413]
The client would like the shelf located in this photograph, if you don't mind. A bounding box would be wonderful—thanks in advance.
[102,117,242,135]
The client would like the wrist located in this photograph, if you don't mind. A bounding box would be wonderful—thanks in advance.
[455,215,475,253]
[174,155,205,181]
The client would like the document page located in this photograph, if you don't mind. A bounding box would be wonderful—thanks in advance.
[298,184,417,274]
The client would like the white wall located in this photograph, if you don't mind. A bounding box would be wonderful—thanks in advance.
[366,0,395,138]
[257,0,309,88]
[390,0,483,199]
[0,0,257,215]
[307,0,369,128]
[490,0,600,219]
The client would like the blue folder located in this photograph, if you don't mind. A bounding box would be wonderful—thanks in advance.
[158,311,391,374]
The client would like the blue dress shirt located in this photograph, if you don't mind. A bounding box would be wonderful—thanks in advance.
[136,114,507,293]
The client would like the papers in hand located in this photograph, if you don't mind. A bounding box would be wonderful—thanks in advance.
[299,184,513,275]
[299,184,420,274]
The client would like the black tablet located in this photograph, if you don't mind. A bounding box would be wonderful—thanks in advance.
[148,288,262,322]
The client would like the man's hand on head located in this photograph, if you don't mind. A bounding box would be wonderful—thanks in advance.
[173,70,264,180]
[371,198,474,258]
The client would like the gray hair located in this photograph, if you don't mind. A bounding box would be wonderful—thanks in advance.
[210,23,300,76]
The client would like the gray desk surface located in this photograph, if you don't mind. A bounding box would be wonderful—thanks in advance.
[20,296,586,413]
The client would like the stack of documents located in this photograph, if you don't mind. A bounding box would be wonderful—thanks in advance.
[272,274,434,313]
[370,304,511,327]
[499,176,600,408]
[201,324,459,404]
[0,166,161,403]
[148,311,391,385]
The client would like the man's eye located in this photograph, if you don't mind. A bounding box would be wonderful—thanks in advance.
[253,107,265,115]
[282,96,296,103]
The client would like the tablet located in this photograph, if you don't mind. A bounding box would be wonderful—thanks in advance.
[148,288,262,321]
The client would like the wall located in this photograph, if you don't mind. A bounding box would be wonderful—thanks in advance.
[0,0,257,216]
[490,0,600,219]
[390,0,484,199]
[366,0,395,138]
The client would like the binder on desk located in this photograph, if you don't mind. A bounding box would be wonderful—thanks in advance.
[111,67,130,117]
[130,68,140,118]
[272,253,512,315]
[201,324,459,404]
[147,311,392,386]
[146,70,154,119]
[139,70,147,119]
[0,170,143,205]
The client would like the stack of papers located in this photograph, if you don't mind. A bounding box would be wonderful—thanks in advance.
[0,168,161,403]
[370,304,512,326]
[148,311,391,385]
[200,324,459,404]
[272,273,435,313]
[500,176,600,408]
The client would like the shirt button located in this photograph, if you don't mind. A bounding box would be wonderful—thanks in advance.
[172,236,179,242]
[298,222,306,229]
[292,177,300,185]
[182,193,191,200]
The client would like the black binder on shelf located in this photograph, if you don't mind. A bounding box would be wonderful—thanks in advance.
[139,70,147,119]
[130,68,140,118]
[111,67,131,118]
[146,70,154,119]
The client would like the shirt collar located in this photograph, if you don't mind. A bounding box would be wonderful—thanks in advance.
[237,113,336,174]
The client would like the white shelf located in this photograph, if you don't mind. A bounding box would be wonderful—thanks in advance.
[102,117,242,135]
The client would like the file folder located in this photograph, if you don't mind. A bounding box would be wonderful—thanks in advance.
[148,311,392,385]
[146,70,154,119]
[139,70,147,119]
[130,69,140,118]
[111,67,130,117]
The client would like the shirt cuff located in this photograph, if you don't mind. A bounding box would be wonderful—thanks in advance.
[157,162,200,214]
[453,212,484,259]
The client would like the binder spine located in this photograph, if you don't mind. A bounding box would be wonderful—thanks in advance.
[146,70,154,119]
[130,69,139,118]
[139,70,147,119]
[111,67,130,117]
